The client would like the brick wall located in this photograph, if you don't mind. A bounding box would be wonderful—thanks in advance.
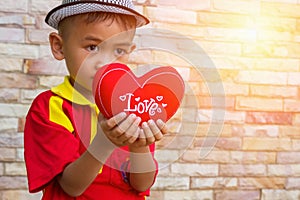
[0,0,300,200]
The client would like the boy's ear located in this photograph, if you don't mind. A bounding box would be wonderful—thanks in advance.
[49,32,64,60]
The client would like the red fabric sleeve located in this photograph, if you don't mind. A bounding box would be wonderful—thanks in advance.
[24,92,80,193]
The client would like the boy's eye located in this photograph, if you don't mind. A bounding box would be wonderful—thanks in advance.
[87,45,99,52]
[114,48,126,56]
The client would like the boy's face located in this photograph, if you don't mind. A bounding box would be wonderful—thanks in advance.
[52,14,136,96]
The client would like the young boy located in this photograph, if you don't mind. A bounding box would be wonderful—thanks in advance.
[24,0,168,199]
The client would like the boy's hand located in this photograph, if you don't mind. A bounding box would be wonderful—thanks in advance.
[130,119,168,148]
[99,112,141,147]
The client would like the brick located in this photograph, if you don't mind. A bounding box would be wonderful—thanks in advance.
[128,50,153,65]
[255,16,297,32]
[0,43,39,59]
[0,163,3,176]
[230,151,276,164]
[134,0,157,5]
[24,59,68,76]
[215,137,242,150]
[39,76,65,88]
[263,0,297,3]
[254,58,299,72]
[16,148,24,162]
[30,0,61,14]
[38,45,52,58]
[0,190,42,200]
[277,152,300,164]
[0,58,23,72]
[206,27,256,42]
[243,138,292,151]
[0,148,15,161]
[258,30,293,42]
[198,12,253,28]
[0,89,20,103]
[0,104,29,118]
[191,177,237,189]
[284,99,300,112]
[239,177,285,189]
[146,7,197,24]
[152,22,206,38]
[197,109,244,124]
[250,85,298,98]
[177,0,210,11]
[0,73,37,89]
[182,150,230,164]
[155,135,194,150]
[152,176,189,190]
[196,41,241,56]
[272,43,300,58]
[220,164,266,176]
[146,191,164,200]
[246,112,293,125]
[292,139,300,150]
[0,28,25,43]
[279,125,300,139]
[262,189,300,200]
[162,190,213,200]
[0,133,24,148]
[223,83,249,96]
[171,163,218,176]
[237,70,287,85]
[4,162,26,176]
[215,190,260,200]
[27,29,51,44]
[242,125,279,137]
[151,50,191,68]
[0,118,18,132]
[0,0,28,12]
[189,96,235,110]
[154,150,180,163]
[236,97,283,112]
[18,118,25,132]
[288,72,300,85]
[286,178,300,189]
[242,43,280,57]
[262,2,300,17]
[213,0,260,15]
[268,164,300,176]
[0,15,35,26]
[0,176,27,190]
[21,89,45,103]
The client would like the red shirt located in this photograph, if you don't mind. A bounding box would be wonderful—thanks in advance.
[24,77,157,200]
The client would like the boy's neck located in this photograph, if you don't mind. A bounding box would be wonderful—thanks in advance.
[69,77,95,103]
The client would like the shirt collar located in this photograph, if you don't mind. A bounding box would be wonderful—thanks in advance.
[51,76,95,106]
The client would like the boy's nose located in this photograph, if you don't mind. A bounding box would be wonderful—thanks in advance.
[95,53,116,69]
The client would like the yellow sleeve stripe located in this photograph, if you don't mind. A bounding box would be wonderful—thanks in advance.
[49,96,74,133]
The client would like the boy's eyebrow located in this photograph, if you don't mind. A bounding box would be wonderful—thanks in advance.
[113,42,133,47]
[82,35,132,47]
[83,35,103,43]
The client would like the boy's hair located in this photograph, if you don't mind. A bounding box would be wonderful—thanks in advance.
[58,12,137,39]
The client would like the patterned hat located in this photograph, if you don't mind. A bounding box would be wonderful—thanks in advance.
[45,0,150,30]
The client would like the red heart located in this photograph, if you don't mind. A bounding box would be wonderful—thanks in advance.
[93,63,185,124]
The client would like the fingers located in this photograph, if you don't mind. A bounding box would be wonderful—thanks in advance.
[148,120,163,141]
[118,116,141,144]
[156,119,168,135]
[142,122,155,144]
[101,112,127,131]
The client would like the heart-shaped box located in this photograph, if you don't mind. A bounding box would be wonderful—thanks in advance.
[93,63,185,124]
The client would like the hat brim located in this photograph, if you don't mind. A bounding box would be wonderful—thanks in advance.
[45,1,150,30]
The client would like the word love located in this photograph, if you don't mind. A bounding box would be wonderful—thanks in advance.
[93,63,185,124]
[119,93,167,116]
